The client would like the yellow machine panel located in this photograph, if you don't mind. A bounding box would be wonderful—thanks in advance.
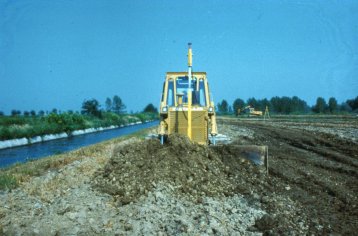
[168,109,208,144]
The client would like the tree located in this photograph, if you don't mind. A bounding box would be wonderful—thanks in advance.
[38,110,45,116]
[257,98,269,111]
[217,99,229,114]
[233,98,245,116]
[328,97,338,113]
[105,97,112,112]
[30,110,36,116]
[340,102,352,112]
[51,108,58,114]
[143,103,158,113]
[346,96,358,112]
[280,96,292,114]
[0,111,4,116]
[313,97,327,113]
[11,110,21,116]
[270,96,285,113]
[112,95,126,114]
[23,111,30,116]
[228,106,233,114]
[270,96,282,113]
[290,96,306,113]
[81,99,102,117]
[269,96,309,114]
[246,97,259,108]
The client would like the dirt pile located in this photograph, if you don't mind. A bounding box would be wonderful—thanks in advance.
[92,134,236,204]
[0,136,265,235]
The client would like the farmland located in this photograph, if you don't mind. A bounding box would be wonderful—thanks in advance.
[0,115,357,235]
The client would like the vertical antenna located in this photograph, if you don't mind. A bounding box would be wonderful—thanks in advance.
[187,43,192,140]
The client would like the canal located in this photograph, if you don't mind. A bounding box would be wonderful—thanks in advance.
[0,121,157,168]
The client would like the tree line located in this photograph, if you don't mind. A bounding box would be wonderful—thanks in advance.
[82,96,157,117]
[0,95,158,117]
[217,96,358,115]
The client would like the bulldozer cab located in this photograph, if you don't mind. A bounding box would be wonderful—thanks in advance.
[161,72,209,108]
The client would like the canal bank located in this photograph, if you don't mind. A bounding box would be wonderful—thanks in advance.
[0,121,155,150]
[0,121,158,168]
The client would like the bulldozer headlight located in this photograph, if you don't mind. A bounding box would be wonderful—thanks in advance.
[208,107,213,113]
[162,106,168,113]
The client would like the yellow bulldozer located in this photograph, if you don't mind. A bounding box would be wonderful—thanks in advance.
[156,43,269,169]
[158,43,218,145]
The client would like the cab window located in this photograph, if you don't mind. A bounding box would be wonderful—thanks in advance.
[167,80,174,106]
[176,76,195,104]
[198,79,206,106]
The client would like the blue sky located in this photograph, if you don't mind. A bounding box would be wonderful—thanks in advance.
[0,0,357,114]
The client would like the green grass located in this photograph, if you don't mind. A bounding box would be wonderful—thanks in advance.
[0,173,18,190]
[0,112,158,141]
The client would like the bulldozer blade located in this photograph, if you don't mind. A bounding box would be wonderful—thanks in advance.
[211,144,269,172]
[208,134,231,145]
[146,133,159,140]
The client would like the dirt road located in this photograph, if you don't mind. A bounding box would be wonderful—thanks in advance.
[218,116,358,234]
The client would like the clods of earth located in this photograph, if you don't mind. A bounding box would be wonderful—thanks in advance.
[1,117,357,235]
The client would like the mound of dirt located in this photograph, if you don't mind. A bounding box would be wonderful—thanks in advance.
[92,134,236,204]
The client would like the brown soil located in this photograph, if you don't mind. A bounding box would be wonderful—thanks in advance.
[93,117,358,235]
[92,134,238,204]
[218,118,358,235]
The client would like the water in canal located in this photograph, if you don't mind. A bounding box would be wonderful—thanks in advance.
[0,121,157,169]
